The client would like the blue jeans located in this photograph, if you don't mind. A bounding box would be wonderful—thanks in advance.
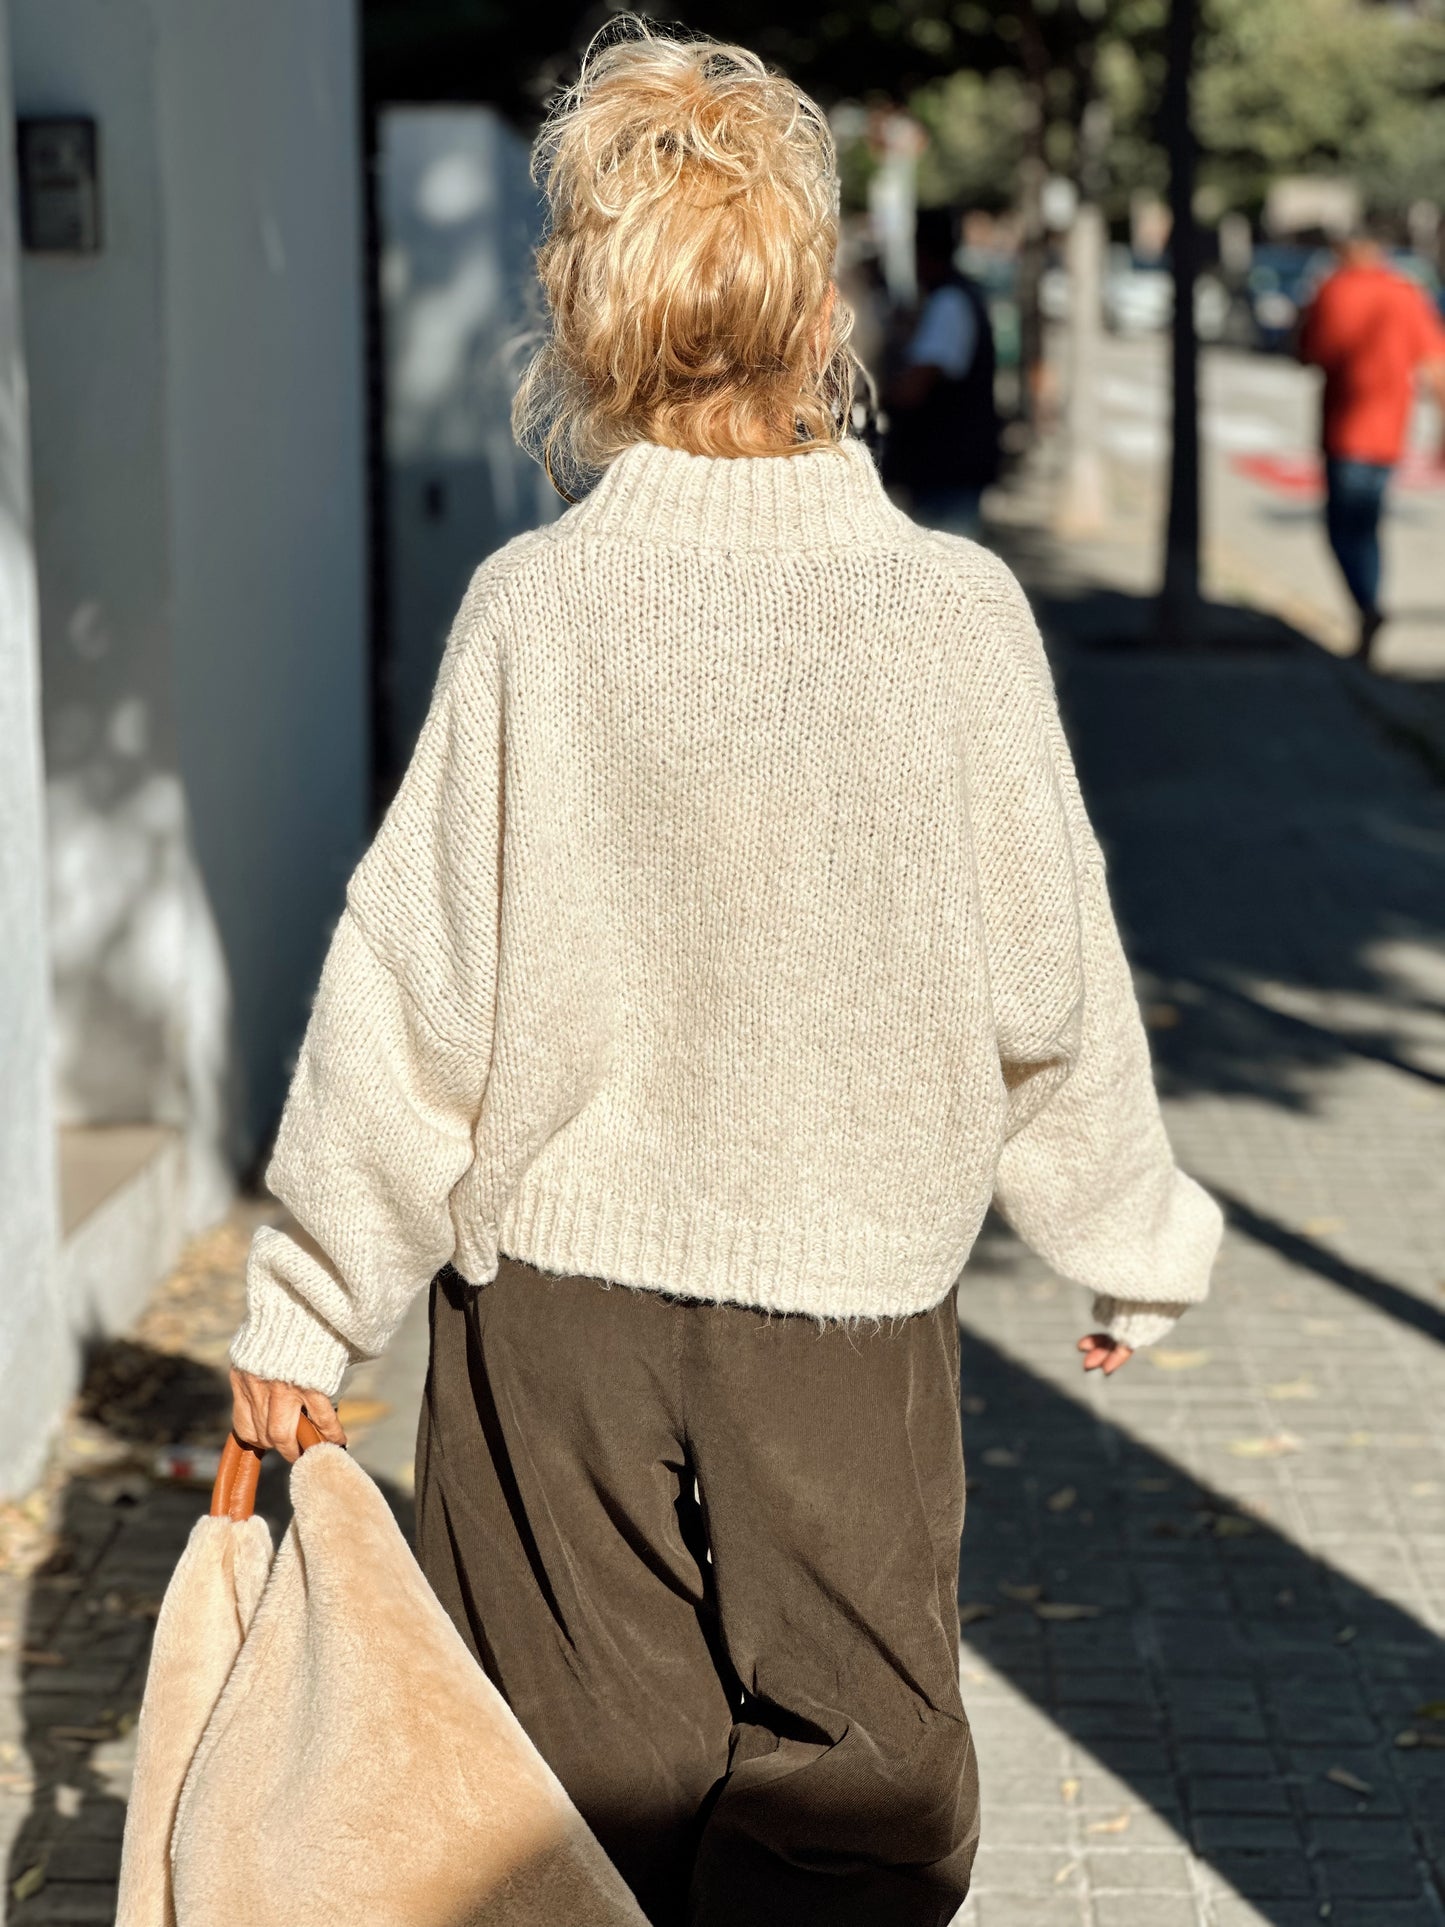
[911,485,985,541]
[1324,457,1391,615]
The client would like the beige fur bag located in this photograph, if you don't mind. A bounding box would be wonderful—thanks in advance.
[116,1421,647,1927]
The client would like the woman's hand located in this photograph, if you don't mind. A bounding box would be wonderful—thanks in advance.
[1077,1333,1134,1376]
[229,1367,348,1463]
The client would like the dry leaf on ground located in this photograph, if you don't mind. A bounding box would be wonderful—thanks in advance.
[1228,1432,1303,1458]
[1085,1810,1132,1834]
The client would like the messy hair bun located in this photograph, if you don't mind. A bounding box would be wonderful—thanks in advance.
[512,16,856,497]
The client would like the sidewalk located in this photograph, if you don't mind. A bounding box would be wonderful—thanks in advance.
[954,458,1445,1926]
[4,459,1444,1926]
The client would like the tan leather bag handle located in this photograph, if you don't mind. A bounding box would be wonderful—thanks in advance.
[209,1413,326,1522]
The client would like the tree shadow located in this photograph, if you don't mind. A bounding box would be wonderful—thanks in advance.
[954,1312,1445,1919]
[8,1312,1444,1924]
[984,521,1445,1116]
[4,1339,414,1923]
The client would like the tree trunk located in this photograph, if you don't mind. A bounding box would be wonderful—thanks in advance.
[1160,0,1202,638]
[1015,94,1049,432]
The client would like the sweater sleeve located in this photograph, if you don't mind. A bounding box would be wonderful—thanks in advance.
[974,556,1224,1350]
[228,566,506,1395]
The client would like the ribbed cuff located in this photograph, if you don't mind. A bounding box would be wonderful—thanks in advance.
[1091,1295,1193,1350]
[229,1272,354,1398]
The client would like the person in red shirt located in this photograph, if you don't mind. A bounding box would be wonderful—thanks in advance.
[1298,223,1445,662]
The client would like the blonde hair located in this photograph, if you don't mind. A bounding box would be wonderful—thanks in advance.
[512,17,856,497]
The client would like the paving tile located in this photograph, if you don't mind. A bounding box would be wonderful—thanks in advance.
[1094,1896,1202,1927]
[1085,1848,1196,1892]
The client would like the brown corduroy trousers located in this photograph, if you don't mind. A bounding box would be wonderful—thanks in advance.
[415,1258,980,1927]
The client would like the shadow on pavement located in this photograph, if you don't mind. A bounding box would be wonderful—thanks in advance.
[1001,568,1445,1116]
[7,1315,1445,1924]
[954,1302,1445,1921]
[1216,1190,1445,1350]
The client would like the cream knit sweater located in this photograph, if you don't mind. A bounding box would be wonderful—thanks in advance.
[230,437,1222,1398]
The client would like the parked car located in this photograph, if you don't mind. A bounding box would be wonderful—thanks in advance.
[1101,245,1230,341]
[1243,244,1333,351]
[1387,248,1445,321]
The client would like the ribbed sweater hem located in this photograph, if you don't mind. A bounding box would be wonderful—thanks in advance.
[483,1173,973,1323]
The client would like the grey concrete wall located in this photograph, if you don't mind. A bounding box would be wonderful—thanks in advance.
[0,0,67,1495]
[155,0,368,1182]
[12,0,368,1201]
[12,0,195,1152]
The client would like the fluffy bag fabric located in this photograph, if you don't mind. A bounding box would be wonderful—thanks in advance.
[116,1438,647,1927]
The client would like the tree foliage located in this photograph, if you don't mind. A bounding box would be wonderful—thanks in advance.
[1196,0,1445,216]
[361,0,1445,223]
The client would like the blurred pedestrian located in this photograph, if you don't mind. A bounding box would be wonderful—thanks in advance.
[1297,219,1445,662]
[226,20,1221,1926]
[881,204,1001,539]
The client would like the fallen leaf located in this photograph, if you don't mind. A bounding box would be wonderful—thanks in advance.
[1335,1625,1358,1645]
[1412,1700,1445,1721]
[1046,1486,1078,1512]
[1394,1729,1421,1749]
[1265,1378,1317,1400]
[958,1602,995,1626]
[1143,1002,1180,1029]
[1210,1513,1257,1538]
[1060,1776,1080,1804]
[1228,1432,1303,1459]
[11,1861,45,1902]
[1325,1766,1373,1796]
[1085,1809,1132,1834]
[999,1581,1043,1602]
[335,1398,392,1430]
[1053,1858,1080,1884]
[1034,1602,1102,1621]
[1148,1349,1212,1372]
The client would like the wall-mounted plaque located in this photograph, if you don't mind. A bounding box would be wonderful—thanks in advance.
[17,117,101,253]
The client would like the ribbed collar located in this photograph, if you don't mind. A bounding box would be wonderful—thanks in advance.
[567,435,912,552]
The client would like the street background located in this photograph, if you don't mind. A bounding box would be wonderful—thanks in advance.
[2,1,1444,1923]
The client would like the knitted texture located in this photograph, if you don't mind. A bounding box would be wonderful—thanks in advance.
[230,438,1222,1396]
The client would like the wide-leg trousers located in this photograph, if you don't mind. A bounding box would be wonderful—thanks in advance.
[414,1258,979,1927]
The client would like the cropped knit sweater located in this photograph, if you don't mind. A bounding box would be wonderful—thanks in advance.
[230,436,1223,1399]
